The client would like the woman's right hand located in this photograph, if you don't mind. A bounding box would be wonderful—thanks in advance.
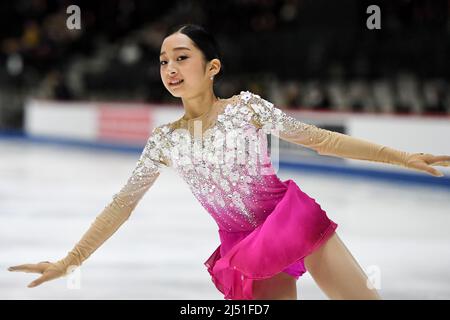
[8,261,67,288]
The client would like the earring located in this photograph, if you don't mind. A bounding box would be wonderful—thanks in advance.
[210,76,214,80]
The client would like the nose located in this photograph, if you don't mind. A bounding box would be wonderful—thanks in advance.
[167,62,178,77]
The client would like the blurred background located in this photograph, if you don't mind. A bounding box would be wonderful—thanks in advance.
[1,0,450,300]
[1,0,450,127]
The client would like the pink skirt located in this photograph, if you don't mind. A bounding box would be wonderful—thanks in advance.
[204,179,338,300]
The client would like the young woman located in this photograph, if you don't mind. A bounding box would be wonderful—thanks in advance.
[8,24,450,300]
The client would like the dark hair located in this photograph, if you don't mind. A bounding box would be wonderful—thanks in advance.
[164,24,224,80]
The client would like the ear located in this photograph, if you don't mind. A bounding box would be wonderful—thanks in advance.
[208,58,221,77]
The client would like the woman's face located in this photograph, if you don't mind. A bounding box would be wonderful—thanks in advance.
[160,32,216,98]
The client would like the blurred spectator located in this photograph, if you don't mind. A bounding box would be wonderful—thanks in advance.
[38,69,74,100]
[423,80,448,114]
[0,0,448,117]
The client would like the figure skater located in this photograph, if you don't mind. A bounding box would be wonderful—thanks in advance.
[8,24,450,300]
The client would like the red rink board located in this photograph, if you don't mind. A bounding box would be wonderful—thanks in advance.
[97,105,152,144]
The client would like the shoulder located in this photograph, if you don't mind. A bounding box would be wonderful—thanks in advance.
[239,90,274,108]
[147,124,171,147]
[218,90,261,105]
[237,90,276,116]
[217,91,268,111]
[152,120,178,136]
[145,125,171,166]
[238,90,264,100]
[239,90,258,101]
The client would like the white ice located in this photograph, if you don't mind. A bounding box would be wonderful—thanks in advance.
[1,139,449,299]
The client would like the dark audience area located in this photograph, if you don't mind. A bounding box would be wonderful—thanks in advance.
[0,0,449,129]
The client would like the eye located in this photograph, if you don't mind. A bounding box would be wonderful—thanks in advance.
[159,55,188,66]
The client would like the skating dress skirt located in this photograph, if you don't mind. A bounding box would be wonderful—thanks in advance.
[204,176,338,300]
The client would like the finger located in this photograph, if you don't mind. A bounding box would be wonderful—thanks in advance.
[32,268,64,287]
[8,264,28,271]
[410,162,443,177]
[425,166,444,177]
[431,161,450,167]
[429,156,450,164]
[28,273,53,288]
[8,264,41,273]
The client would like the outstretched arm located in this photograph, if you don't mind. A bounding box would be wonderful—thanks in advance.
[242,91,450,177]
[8,127,168,287]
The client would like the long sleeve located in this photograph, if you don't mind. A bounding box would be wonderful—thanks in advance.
[52,126,168,275]
[241,91,412,168]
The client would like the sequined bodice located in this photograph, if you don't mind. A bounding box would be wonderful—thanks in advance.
[113,90,331,232]
[156,92,290,231]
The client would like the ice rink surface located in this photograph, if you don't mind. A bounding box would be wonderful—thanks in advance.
[1,139,450,299]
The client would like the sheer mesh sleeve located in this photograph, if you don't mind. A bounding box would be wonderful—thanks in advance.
[53,126,168,272]
[240,90,410,166]
[111,126,168,212]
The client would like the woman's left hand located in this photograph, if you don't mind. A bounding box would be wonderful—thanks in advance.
[405,153,450,177]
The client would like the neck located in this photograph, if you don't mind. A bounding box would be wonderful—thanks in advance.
[181,89,219,120]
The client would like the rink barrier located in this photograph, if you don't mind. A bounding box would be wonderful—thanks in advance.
[7,99,450,188]
[1,129,448,189]
[280,159,450,189]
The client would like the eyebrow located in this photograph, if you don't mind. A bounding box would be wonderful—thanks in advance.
[160,47,191,56]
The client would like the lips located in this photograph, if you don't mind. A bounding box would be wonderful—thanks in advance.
[169,79,184,86]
